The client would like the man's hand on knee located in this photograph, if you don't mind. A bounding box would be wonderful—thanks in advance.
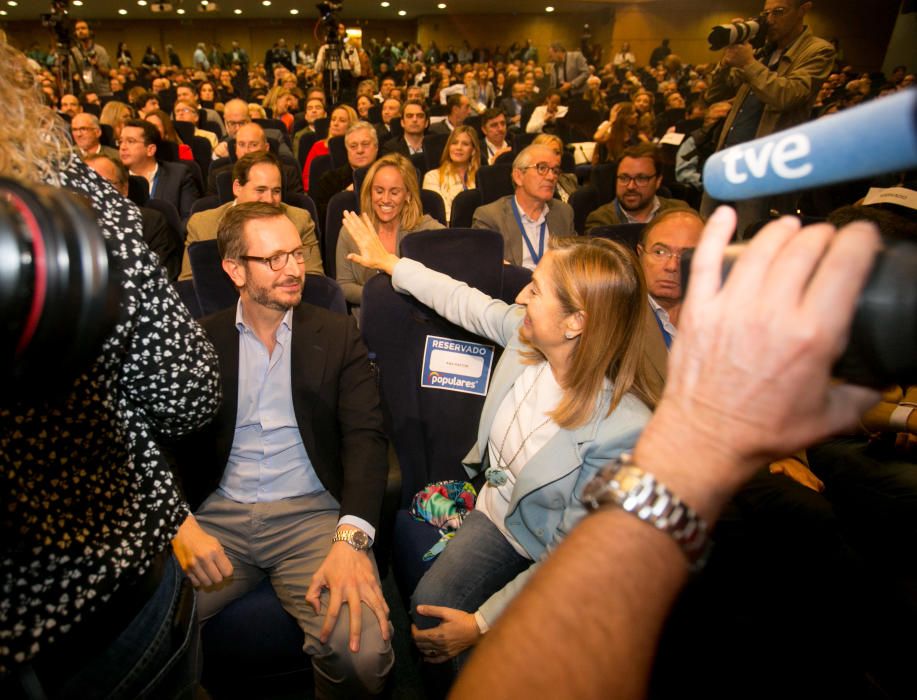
[171,513,234,587]
[305,531,391,653]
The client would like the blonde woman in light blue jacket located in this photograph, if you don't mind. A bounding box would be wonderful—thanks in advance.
[343,210,658,670]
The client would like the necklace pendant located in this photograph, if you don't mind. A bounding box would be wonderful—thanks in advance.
[485,466,508,487]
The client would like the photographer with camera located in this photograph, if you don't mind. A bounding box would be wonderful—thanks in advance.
[70,18,112,99]
[1,38,220,698]
[700,1,834,234]
[315,17,362,106]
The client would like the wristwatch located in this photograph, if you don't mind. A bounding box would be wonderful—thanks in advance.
[582,454,711,571]
[332,528,372,552]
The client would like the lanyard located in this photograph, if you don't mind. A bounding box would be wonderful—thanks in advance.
[511,198,546,265]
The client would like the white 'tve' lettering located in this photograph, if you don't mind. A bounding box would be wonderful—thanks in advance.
[721,133,813,184]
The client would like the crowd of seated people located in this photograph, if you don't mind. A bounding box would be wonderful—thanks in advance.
[15,19,916,698]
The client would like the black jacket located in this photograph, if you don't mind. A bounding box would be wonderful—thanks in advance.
[169,302,388,527]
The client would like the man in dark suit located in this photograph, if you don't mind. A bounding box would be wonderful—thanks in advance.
[85,152,183,280]
[373,97,402,144]
[472,144,574,269]
[312,121,379,228]
[169,201,393,698]
[547,41,590,96]
[429,93,471,135]
[500,81,531,130]
[381,100,427,158]
[119,119,201,220]
[206,121,303,199]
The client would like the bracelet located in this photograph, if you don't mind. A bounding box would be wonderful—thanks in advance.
[583,454,711,572]
[889,404,915,431]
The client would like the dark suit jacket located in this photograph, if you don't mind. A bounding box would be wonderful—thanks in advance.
[381,135,421,158]
[428,120,455,136]
[169,302,388,528]
[140,206,181,280]
[311,164,354,232]
[206,157,304,199]
[152,160,201,221]
[499,96,528,118]
[472,195,575,266]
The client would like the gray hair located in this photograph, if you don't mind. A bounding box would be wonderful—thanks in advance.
[512,143,556,173]
[345,120,378,147]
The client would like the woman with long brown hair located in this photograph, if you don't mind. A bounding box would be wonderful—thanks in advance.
[421,125,481,223]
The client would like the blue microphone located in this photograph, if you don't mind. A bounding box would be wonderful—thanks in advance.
[703,89,917,201]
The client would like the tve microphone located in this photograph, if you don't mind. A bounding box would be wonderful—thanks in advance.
[703,88,917,201]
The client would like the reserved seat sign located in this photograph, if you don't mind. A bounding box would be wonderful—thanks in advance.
[420,335,495,397]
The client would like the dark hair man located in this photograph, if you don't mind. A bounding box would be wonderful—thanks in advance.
[700,0,835,234]
[585,144,688,231]
[170,201,394,698]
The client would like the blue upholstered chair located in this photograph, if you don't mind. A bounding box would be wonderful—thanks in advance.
[360,228,514,600]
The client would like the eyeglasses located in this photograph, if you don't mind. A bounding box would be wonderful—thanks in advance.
[642,245,694,263]
[225,119,250,128]
[522,162,562,178]
[71,126,96,133]
[240,247,307,271]
[617,174,657,187]
[760,7,789,18]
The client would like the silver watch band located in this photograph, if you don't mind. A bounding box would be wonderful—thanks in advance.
[583,454,711,571]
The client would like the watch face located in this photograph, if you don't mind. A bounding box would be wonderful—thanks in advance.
[351,530,371,549]
[615,466,645,494]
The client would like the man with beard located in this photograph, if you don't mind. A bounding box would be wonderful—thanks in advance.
[585,144,687,232]
[169,201,394,698]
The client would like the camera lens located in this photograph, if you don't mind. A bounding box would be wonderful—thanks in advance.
[681,238,917,388]
[0,178,120,394]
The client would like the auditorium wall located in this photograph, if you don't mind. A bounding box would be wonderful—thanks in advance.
[2,0,900,74]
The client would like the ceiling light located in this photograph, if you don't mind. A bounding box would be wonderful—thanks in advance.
[118,8,128,13]
[545,6,555,11]
[398,9,406,15]
[290,8,299,13]
[380,1,389,6]
[7,1,18,7]
[234,7,242,12]
[177,7,185,13]
[262,0,271,5]
[72,0,83,5]
[437,2,447,7]
[138,0,148,5]
[0,9,7,14]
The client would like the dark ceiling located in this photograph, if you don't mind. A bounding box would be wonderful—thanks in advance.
[2,0,627,22]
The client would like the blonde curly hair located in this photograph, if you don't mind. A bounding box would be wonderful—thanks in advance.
[0,38,75,185]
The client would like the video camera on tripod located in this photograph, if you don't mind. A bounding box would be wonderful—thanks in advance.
[40,0,78,95]
[316,1,349,104]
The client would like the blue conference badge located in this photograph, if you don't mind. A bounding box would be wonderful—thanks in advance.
[421,335,495,397]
